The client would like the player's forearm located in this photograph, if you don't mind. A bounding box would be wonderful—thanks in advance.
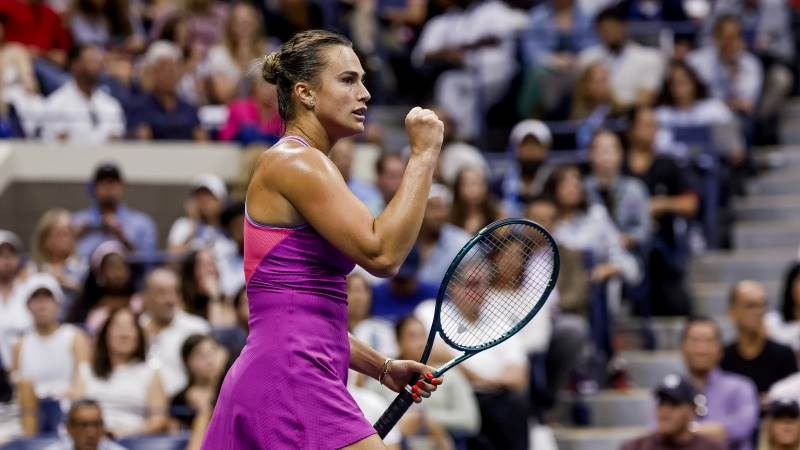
[348,333,386,380]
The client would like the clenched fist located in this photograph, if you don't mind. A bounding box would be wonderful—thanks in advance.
[405,107,444,159]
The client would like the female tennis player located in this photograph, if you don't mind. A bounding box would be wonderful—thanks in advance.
[201,30,444,450]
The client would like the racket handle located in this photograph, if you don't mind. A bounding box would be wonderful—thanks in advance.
[373,385,416,438]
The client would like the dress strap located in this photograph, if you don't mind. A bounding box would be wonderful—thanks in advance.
[278,135,311,147]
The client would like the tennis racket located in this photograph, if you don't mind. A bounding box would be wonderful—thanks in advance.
[374,217,559,437]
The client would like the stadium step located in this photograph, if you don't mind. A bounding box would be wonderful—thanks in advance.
[553,426,647,450]
[734,219,800,249]
[754,145,800,170]
[558,389,656,428]
[734,194,800,221]
[688,248,797,284]
[618,350,684,388]
[748,167,800,195]
[691,280,782,316]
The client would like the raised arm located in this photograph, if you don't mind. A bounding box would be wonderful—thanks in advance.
[274,108,443,276]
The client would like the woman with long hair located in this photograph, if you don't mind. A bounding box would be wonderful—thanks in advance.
[449,166,502,235]
[29,208,88,305]
[201,30,444,449]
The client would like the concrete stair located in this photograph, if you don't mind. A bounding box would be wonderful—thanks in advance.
[688,248,797,285]
[553,426,647,450]
[691,280,781,316]
[619,350,684,388]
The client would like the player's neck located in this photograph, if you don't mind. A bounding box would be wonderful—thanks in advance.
[284,117,331,153]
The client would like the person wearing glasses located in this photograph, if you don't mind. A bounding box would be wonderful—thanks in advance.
[44,399,128,450]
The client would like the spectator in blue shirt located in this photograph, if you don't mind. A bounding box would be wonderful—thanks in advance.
[417,183,470,287]
[371,246,438,322]
[130,41,207,141]
[72,163,157,261]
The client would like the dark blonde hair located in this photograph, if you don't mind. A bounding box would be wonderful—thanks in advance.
[261,30,352,122]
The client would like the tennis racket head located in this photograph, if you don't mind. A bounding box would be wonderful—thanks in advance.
[431,218,559,353]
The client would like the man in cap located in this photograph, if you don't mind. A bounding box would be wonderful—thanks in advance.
[73,163,157,260]
[0,230,32,368]
[760,399,800,450]
[11,273,90,433]
[501,119,553,217]
[167,173,228,254]
[417,184,470,286]
[370,246,438,322]
[622,373,725,450]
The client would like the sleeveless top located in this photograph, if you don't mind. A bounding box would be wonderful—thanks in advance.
[18,324,77,398]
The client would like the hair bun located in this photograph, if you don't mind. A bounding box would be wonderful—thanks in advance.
[261,52,281,85]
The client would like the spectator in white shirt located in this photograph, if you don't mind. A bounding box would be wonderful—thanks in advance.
[578,5,665,109]
[139,268,210,397]
[0,231,32,369]
[167,174,228,255]
[39,44,125,142]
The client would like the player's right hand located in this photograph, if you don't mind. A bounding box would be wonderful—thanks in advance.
[405,107,444,158]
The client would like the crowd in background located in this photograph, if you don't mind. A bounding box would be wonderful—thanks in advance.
[2,0,800,449]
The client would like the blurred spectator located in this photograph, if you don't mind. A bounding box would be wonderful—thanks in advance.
[621,0,689,22]
[432,105,488,187]
[585,129,651,250]
[375,151,406,212]
[180,249,237,327]
[721,280,797,395]
[757,399,800,450]
[167,174,227,255]
[213,202,245,299]
[72,163,158,260]
[766,262,800,353]
[688,15,763,117]
[67,0,145,50]
[681,317,759,450]
[0,230,32,368]
[417,184,470,286]
[169,334,225,431]
[519,0,596,118]
[67,240,135,331]
[546,165,641,285]
[77,307,168,438]
[200,2,273,105]
[131,41,207,141]
[0,367,24,443]
[218,74,282,145]
[40,44,125,143]
[570,62,623,121]
[11,274,90,433]
[371,246,438,322]
[43,399,129,450]
[416,263,529,450]
[621,373,725,450]
[578,5,665,109]
[449,166,501,235]
[329,137,383,216]
[411,0,528,139]
[390,315,477,449]
[30,208,88,308]
[501,119,553,217]
[626,107,698,316]
[140,268,210,397]
[0,0,71,94]
[347,272,397,359]
[0,43,40,137]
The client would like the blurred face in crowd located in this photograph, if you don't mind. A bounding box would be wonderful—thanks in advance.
[715,18,745,63]
[28,289,60,328]
[449,262,489,322]
[377,155,405,202]
[590,131,623,181]
[0,244,20,281]
[629,108,658,151]
[93,178,124,209]
[526,199,557,231]
[585,64,611,104]
[422,196,451,235]
[100,253,131,291]
[310,45,371,140]
[44,213,76,261]
[67,404,104,450]
[729,280,767,336]
[398,318,427,361]
[554,167,585,211]
[668,65,698,107]
[73,46,104,88]
[187,337,222,383]
[229,2,260,44]
[194,250,219,284]
[145,269,181,325]
[655,398,694,438]
[151,56,181,96]
[107,309,140,360]
[193,188,222,222]
[516,136,548,178]
[597,17,626,51]
[456,167,488,207]
[346,274,372,328]
[329,138,355,181]
[681,321,722,377]
[768,417,800,448]
[492,239,525,289]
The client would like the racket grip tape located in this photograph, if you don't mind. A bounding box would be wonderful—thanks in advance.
[374,385,416,438]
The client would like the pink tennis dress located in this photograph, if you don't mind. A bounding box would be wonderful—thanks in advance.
[201,136,376,449]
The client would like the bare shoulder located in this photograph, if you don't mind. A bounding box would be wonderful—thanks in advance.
[253,142,342,193]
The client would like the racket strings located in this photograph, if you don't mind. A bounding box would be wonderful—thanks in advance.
[439,223,556,350]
